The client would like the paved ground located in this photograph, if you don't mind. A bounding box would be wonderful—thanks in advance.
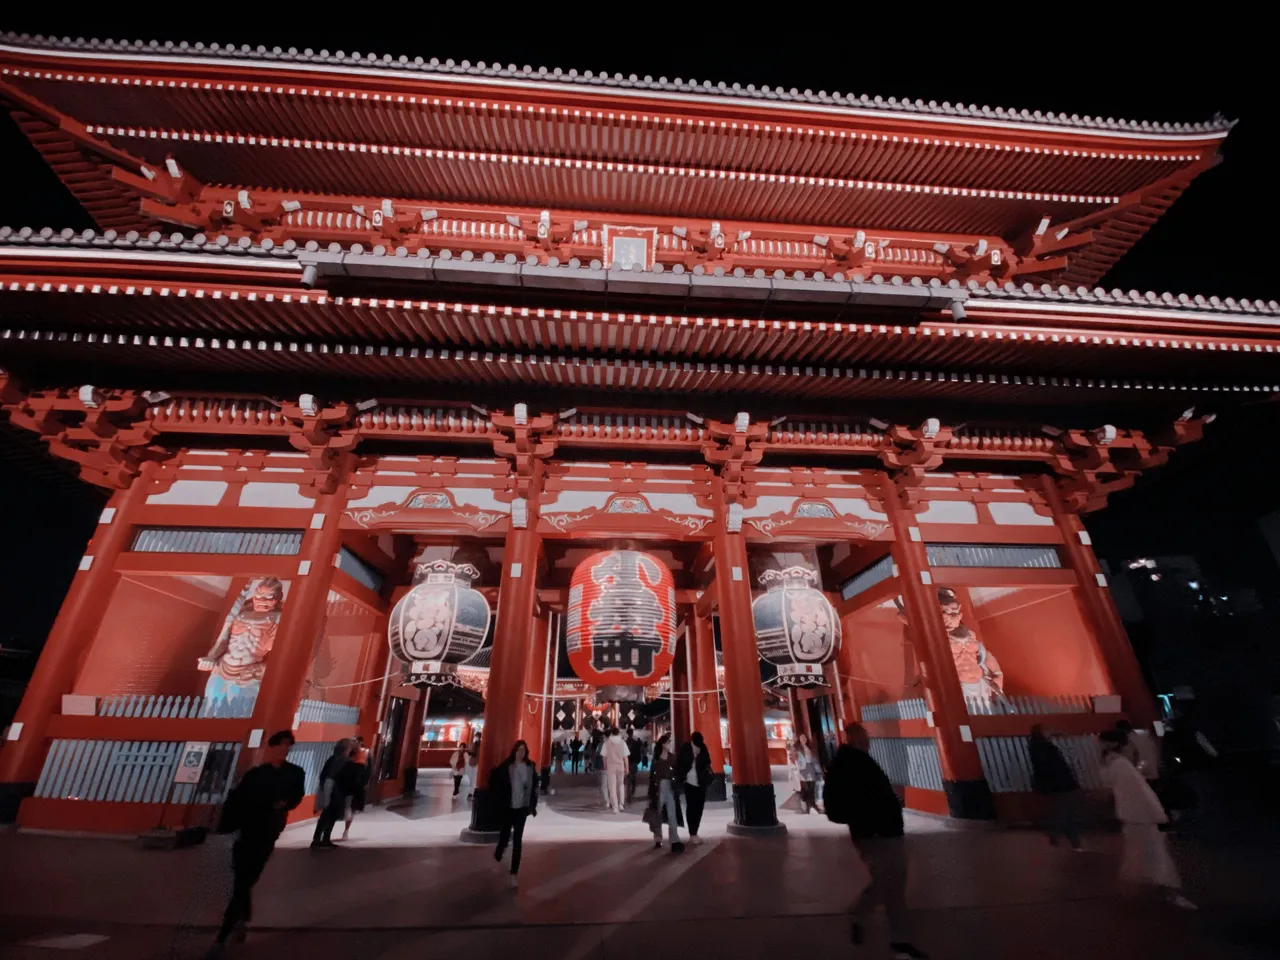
[3,768,1278,959]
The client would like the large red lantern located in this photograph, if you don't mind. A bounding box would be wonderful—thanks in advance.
[566,549,677,692]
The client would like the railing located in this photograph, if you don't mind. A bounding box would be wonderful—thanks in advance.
[868,737,944,792]
[297,699,360,726]
[95,694,255,719]
[288,741,338,796]
[860,698,929,722]
[34,740,241,804]
[965,694,1096,717]
[976,735,1106,792]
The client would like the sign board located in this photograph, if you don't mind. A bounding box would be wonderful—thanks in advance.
[173,741,212,784]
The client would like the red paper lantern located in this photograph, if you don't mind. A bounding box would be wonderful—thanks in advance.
[566,549,677,689]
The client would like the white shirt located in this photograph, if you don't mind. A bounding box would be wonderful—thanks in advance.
[602,735,630,771]
[686,745,703,787]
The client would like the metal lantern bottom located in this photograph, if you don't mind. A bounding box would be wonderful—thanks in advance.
[771,663,829,688]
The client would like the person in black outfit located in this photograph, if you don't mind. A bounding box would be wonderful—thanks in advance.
[675,730,715,843]
[569,735,583,774]
[1028,725,1084,851]
[824,723,927,960]
[490,739,539,887]
[209,730,305,956]
[311,738,357,849]
[625,728,644,804]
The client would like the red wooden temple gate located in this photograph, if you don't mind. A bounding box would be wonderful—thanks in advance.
[0,33,1268,833]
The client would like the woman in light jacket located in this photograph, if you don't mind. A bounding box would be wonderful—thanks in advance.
[795,734,820,814]
[1100,731,1195,910]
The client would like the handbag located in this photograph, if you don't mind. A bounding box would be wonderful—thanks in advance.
[641,803,663,828]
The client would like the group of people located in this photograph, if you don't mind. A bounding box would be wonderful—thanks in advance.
[310,736,370,849]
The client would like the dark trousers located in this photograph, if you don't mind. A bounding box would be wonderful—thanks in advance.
[312,797,343,845]
[1045,791,1083,849]
[452,774,463,796]
[495,808,531,874]
[571,756,581,774]
[216,837,274,943]
[850,835,909,943]
[685,783,708,836]
[627,768,639,803]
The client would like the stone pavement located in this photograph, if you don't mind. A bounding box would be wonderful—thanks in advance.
[3,769,1278,959]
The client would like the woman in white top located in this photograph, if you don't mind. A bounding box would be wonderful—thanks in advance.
[1100,731,1195,910]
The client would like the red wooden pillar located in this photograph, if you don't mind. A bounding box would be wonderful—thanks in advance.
[1041,477,1157,727]
[466,520,542,838]
[517,608,551,768]
[0,468,151,817]
[713,525,784,834]
[246,488,347,757]
[397,692,427,790]
[672,633,692,746]
[538,616,558,785]
[878,473,994,819]
[688,613,727,799]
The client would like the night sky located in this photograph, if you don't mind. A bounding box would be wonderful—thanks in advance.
[0,20,1276,683]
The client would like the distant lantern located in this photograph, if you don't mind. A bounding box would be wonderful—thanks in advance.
[751,566,841,686]
[388,560,491,667]
[566,549,677,697]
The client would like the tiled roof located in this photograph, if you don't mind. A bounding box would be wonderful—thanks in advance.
[1,33,1235,138]
[3,225,1277,321]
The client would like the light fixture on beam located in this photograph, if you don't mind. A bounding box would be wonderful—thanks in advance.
[142,390,171,404]
[78,385,104,409]
[921,418,941,439]
[298,394,320,417]
[355,399,379,412]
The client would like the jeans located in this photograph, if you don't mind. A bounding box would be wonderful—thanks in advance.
[495,808,531,874]
[606,768,627,809]
[652,779,681,843]
[216,836,274,943]
[685,783,707,837]
[850,835,909,943]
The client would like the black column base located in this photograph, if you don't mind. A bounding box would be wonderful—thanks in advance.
[943,778,997,819]
[726,783,787,836]
[706,772,728,803]
[0,782,34,824]
[459,786,503,843]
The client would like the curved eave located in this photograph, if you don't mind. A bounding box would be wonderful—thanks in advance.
[0,35,1235,143]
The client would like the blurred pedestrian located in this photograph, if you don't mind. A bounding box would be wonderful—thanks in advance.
[625,727,643,803]
[569,735,583,774]
[676,730,715,844]
[824,723,928,960]
[449,741,468,798]
[207,730,304,957]
[341,738,369,841]
[1100,731,1196,910]
[1028,725,1084,852]
[311,738,355,849]
[795,733,820,814]
[465,735,481,801]
[491,739,539,888]
[645,734,684,852]
[602,726,630,812]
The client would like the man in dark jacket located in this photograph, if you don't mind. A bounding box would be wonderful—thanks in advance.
[569,736,583,774]
[210,730,305,956]
[824,723,927,960]
[625,728,644,804]
[1028,725,1084,851]
[675,731,715,843]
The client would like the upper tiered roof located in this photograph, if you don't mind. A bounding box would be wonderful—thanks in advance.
[0,34,1232,288]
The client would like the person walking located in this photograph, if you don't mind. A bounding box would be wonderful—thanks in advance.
[449,741,468,799]
[490,739,539,888]
[824,723,928,960]
[676,730,715,844]
[311,738,355,849]
[601,726,630,812]
[207,730,305,957]
[625,728,644,804]
[645,734,684,852]
[569,735,583,774]
[1100,731,1196,909]
[1028,725,1084,852]
[795,733,820,814]
[465,735,481,801]
[340,738,369,841]
[551,739,564,775]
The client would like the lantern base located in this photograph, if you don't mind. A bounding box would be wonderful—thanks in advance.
[726,783,786,836]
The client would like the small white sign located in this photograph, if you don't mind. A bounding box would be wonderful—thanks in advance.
[959,725,973,743]
[247,729,264,748]
[4,722,22,742]
[61,694,97,716]
[173,741,212,784]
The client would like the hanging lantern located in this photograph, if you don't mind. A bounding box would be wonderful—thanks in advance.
[751,566,840,686]
[388,560,491,666]
[566,549,677,696]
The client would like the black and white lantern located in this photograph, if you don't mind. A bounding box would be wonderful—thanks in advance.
[751,566,841,686]
[388,560,491,667]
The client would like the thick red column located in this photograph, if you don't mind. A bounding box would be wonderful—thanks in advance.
[397,691,427,793]
[538,616,558,787]
[1041,477,1157,727]
[672,634,692,746]
[465,522,542,838]
[688,613,727,799]
[247,488,347,753]
[0,469,150,816]
[517,609,551,767]
[878,473,994,819]
[713,525,784,834]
